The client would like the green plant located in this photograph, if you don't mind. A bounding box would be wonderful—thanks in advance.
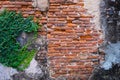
[0,10,40,70]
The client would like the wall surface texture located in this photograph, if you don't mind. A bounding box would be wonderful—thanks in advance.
[0,0,103,80]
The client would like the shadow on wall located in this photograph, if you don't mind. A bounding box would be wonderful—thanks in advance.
[101,0,120,43]
[89,64,120,80]
[90,0,120,80]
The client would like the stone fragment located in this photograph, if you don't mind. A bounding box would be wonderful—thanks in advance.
[32,0,49,12]
[0,64,18,80]
[25,58,44,79]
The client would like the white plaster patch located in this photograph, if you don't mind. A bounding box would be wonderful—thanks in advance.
[101,42,120,70]
[0,64,18,80]
[84,0,101,30]
[84,0,106,42]
[25,58,44,79]
[32,0,49,12]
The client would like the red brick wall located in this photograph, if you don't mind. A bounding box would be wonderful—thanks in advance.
[0,0,103,80]
[47,0,103,80]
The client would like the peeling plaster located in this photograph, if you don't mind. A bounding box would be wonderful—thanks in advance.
[83,0,105,41]
[84,0,101,30]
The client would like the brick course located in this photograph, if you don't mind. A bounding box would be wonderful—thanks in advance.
[0,0,103,80]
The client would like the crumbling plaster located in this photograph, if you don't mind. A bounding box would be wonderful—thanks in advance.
[84,0,105,39]
[32,0,49,12]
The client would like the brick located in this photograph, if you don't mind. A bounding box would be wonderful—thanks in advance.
[48,53,64,57]
[2,5,18,8]
[80,14,93,18]
[87,55,99,59]
[67,65,80,69]
[50,0,65,3]
[67,17,75,21]
[50,3,60,6]
[67,23,77,27]
[69,14,81,18]
[49,9,60,12]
